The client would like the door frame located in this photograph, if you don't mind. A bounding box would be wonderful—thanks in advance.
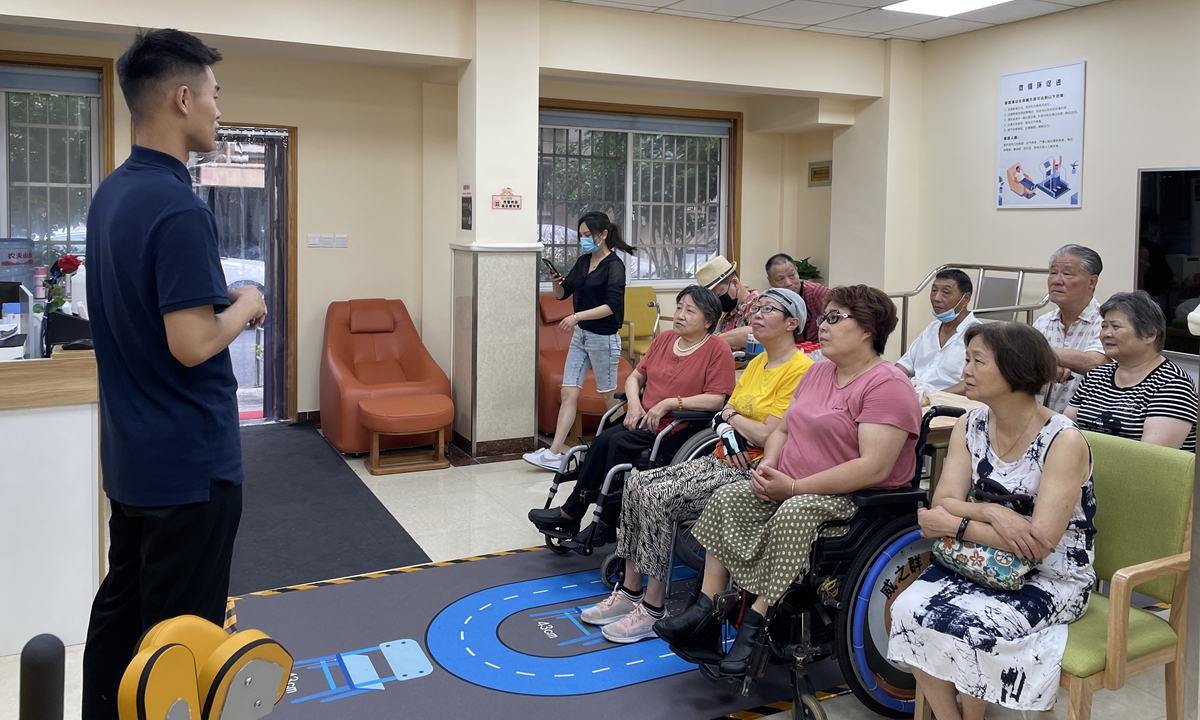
[139,121,299,421]
[216,122,299,422]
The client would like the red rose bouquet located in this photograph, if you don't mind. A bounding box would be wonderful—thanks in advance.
[42,253,82,316]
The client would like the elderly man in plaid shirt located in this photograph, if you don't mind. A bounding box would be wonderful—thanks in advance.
[1033,244,1108,412]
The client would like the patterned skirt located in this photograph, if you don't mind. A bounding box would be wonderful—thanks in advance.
[887,562,1092,711]
[617,454,748,582]
[690,480,856,605]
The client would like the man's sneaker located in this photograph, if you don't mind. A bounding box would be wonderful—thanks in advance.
[522,448,563,471]
[580,589,637,626]
[602,603,663,644]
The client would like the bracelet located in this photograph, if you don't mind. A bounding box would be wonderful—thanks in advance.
[677,396,683,411]
[790,478,796,497]
[573,313,579,323]
[956,517,970,542]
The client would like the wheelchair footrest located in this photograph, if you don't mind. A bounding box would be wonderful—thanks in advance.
[698,662,757,697]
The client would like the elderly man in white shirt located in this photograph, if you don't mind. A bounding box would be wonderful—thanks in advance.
[1033,244,1108,413]
[897,269,979,394]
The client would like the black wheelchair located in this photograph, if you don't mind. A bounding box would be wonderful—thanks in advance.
[669,405,966,720]
[537,392,717,557]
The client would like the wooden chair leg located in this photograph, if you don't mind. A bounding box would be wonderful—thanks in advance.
[1165,657,1185,720]
[570,411,583,440]
[370,431,380,471]
[434,428,445,462]
[914,685,933,720]
[1064,674,1093,720]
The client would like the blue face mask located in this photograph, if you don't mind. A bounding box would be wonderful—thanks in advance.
[933,298,966,323]
[580,237,600,253]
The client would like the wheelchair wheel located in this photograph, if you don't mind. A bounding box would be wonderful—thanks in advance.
[795,693,827,720]
[666,430,719,572]
[671,428,720,465]
[835,515,933,719]
[545,534,570,555]
[672,521,705,573]
[600,552,624,590]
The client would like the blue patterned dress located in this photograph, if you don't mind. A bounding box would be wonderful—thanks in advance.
[887,410,1097,711]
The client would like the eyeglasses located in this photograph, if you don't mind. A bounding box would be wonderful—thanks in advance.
[818,310,853,326]
[973,478,1035,516]
[747,305,789,317]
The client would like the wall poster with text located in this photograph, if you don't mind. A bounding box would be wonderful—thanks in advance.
[997,61,1085,209]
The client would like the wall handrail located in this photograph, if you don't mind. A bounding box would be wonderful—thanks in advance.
[887,263,1052,349]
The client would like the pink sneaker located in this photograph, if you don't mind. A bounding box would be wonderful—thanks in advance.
[580,589,636,626]
[601,603,663,644]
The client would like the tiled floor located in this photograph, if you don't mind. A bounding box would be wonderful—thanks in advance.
[0,454,1175,720]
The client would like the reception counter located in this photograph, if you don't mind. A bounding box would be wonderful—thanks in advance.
[0,350,103,657]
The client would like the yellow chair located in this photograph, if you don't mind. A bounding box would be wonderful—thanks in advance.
[914,431,1193,720]
[119,615,293,720]
[617,286,661,364]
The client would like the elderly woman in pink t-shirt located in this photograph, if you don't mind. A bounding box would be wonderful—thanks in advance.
[655,284,922,678]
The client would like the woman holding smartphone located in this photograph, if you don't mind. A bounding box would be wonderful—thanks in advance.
[525,211,634,471]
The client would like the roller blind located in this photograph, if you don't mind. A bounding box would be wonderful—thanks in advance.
[538,109,731,137]
[0,66,101,96]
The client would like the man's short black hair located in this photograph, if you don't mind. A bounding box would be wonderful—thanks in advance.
[765,253,795,274]
[117,28,222,123]
[934,268,973,296]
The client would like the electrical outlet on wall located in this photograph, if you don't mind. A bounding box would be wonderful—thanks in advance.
[320,234,336,248]
[334,235,348,248]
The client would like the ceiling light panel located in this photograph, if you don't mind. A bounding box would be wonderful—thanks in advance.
[883,0,1013,16]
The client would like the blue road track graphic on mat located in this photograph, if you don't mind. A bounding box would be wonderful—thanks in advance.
[427,567,696,695]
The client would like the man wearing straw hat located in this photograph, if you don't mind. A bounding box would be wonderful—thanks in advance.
[696,256,758,350]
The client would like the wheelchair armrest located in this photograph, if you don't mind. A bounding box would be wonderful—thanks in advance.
[852,488,929,507]
[614,392,627,401]
[670,410,717,423]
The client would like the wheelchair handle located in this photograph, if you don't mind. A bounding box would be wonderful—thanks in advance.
[910,405,969,489]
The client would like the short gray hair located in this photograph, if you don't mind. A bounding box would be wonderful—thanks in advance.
[1050,244,1103,276]
[1100,290,1165,352]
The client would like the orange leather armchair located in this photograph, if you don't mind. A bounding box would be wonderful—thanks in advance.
[538,293,634,436]
[320,298,452,455]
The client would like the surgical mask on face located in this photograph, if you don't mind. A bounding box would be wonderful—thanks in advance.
[933,297,966,323]
[720,292,738,313]
[580,237,599,253]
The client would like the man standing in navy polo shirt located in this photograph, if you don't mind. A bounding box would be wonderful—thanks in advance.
[82,29,266,719]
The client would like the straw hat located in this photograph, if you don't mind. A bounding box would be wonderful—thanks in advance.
[695,256,737,289]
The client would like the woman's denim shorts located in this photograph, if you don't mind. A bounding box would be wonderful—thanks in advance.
[562,326,622,393]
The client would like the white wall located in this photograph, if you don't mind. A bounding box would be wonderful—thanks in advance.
[914,0,1200,307]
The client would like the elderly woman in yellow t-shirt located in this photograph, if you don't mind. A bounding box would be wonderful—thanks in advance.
[579,288,813,644]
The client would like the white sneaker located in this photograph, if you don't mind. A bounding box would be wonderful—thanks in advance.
[601,603,663,644]
[522,448,563,471]
[580,589,637,625]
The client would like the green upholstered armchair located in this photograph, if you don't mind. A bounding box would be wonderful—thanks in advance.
[913,430,1193,720]
[1057,431,1193,720]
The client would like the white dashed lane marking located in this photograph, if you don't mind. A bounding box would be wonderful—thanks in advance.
[445,568,694,684]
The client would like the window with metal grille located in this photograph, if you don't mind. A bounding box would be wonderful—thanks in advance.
[537,110,730,285]
[0,66,103,268]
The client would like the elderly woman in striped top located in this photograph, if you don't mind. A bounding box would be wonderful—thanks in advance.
[1066,290,1197,452]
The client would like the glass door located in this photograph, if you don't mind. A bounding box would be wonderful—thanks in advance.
[188,126,290,422]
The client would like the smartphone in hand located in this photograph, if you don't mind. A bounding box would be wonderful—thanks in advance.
[540,257,561,279]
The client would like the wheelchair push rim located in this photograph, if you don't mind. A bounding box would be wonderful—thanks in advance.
[837,520,933,718]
